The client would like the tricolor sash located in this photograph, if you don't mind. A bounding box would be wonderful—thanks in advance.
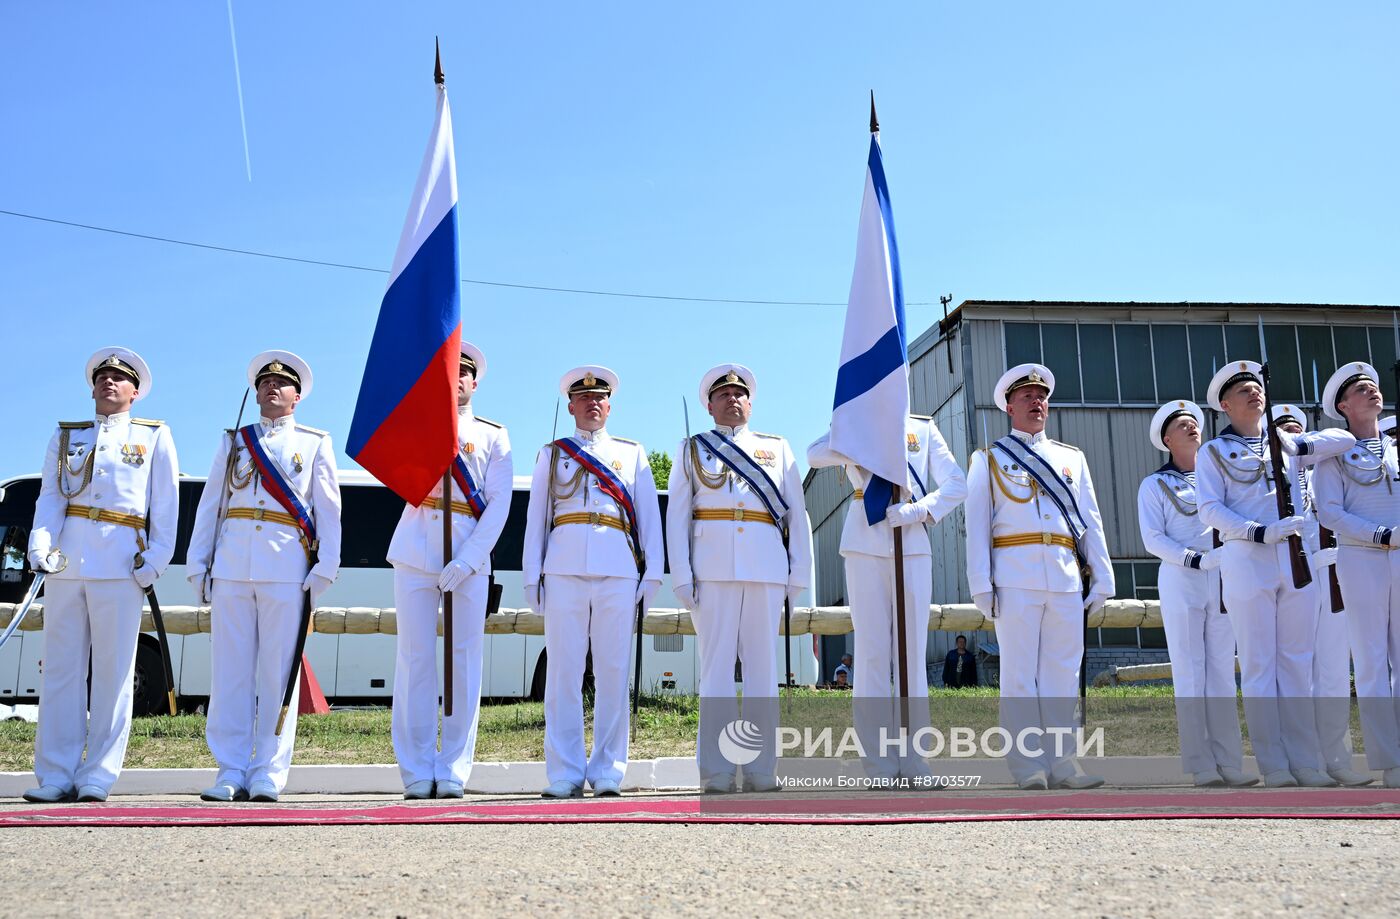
[239,425,318,552]
[451,455,488,518]
[552,437,643,570]
[992,435,1086,542]
[693,431,789,527]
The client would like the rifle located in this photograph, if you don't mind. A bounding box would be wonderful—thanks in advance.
[1392,311,1400,480]
[1257,317,1312,590]
[1213,529,1227,614]
[1311,360,1343,613]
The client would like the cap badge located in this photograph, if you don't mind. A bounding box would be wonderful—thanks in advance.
[725,371,739,385]
[584,372,597,387]
[270,361,285,373]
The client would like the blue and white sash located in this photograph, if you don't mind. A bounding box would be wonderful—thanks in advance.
[993,435,1086,541]
[693,431,789,527]
[906,461,928,500]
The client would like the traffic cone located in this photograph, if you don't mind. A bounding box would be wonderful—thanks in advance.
[297,654,330,715]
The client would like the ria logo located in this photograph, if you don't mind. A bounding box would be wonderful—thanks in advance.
[717,719,765,766]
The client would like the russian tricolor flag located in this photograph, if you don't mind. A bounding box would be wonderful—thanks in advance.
[829,107,910,525]
[348,72,462,504]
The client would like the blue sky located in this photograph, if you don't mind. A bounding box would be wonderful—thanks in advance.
[3,2,1398,484]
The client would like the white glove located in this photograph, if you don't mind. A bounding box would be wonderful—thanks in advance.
[438,559,474,594]
[133,563,158,590]
[972,592,995,619]
[525,583,542,611]
[1085,592,1110,616]
[635,579,660,609]
[673,583,697,609]
[1263,516,1306,544]
[29,551,61,573]
[1200,548,1224,571]
[1275,430,1300,455]
[1310,547,1339,571]
[187,573,210,604]
[302,572,333,603]
[884,503,925,528]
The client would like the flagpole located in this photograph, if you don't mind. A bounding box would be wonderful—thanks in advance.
[434,38,455,719]
[892,487,910,733]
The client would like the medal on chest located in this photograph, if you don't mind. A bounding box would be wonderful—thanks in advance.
[906,433,921,453]
[292,452,304,474]
[121,443,147,466]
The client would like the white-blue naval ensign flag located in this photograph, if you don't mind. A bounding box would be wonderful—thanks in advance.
[829,132,910,525]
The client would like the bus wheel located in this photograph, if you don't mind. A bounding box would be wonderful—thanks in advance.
[529,651,548,702]
[131,638,169,717]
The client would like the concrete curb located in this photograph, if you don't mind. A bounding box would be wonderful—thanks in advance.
[4,755,1363,797]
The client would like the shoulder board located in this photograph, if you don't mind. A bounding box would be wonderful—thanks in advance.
[753,431,782,440]
[612,436,639,445]
[295,424,328,437]
[131,417,164,427]
[909,413,932,421]
[1050,439,1082,452]
[474,415,503,429]
[59,421,93,430]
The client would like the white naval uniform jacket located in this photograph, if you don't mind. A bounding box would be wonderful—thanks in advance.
[1197,426,1353,546]
[522,428,664,586]
[665,423,814,590]
[186,415,342,585]
[29,412,179,581]
[964,428,1113,598]
[806,415,967,560]
[1313,437,1400,549]
[386,408,513,575]
[1137,464,1212,569]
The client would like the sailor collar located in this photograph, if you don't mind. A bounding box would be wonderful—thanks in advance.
[1218,424,1264,444]
[1154,460,1195,481]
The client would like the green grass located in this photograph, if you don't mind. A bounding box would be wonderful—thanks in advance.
[0,685,1361,770]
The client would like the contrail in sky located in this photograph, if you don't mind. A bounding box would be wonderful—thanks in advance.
[226,0,252,181]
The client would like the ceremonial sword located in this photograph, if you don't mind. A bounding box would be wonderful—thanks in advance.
[1312,360,1343,614]
[0,551,65,654]
[134,546,178,716]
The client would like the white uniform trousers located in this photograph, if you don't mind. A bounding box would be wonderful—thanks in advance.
[993,587,1084,784]
[33,578,144,793]
[1312,585,1355,772]
[205,579,304,792]
[1336,547,1400,770]
[1157,564,1244,774]
[542,574,634,788]
[846,553,933,779]
[391,565,487,787]
[1220,540,1322,775]
[693,580,783,783]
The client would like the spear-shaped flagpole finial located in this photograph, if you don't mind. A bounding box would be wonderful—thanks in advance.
[869,91,879,134]
[434,37,445,86]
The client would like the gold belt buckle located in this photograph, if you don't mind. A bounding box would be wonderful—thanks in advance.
[733,508,744,521]
[253,508,265,521]
[1041,532,1053,545]
[589,512,601,526]
[87,507,100,521]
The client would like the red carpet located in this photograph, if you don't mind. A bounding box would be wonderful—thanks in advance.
[4,789,1400,828]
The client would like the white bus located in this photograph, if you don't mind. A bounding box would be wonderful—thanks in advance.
[0,471,819,714]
